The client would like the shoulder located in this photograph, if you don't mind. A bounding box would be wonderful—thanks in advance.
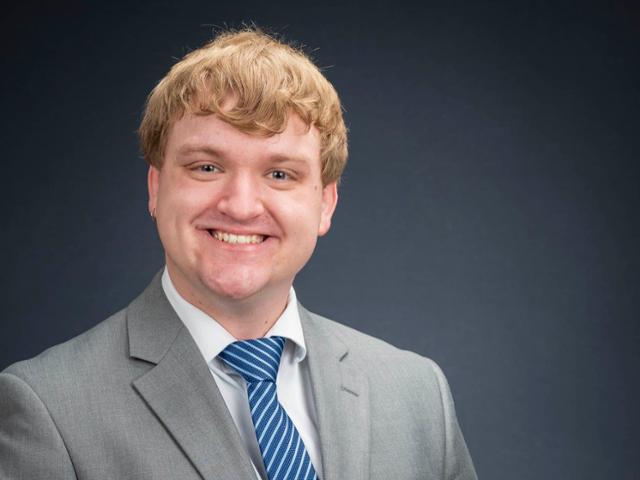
[2,271,170,390]
[302,308,448,391]
[2,307,132,395]
[301,307,467,461]
[301,314,478,479]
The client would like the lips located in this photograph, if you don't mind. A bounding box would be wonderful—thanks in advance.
[207,230,266,245]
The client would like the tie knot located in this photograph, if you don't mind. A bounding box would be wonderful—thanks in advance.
[219,336,285,384]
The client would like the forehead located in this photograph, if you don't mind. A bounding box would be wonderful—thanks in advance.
[166,111,321,164]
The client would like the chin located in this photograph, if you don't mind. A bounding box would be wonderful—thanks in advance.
[200,270,265,302]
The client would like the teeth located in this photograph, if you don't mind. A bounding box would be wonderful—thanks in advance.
[213,231,265,244]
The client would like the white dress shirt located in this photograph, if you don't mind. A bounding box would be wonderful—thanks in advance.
[161,269,323,479]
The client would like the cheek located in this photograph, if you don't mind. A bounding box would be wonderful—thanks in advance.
[280,198,324,240]
[158,182,213,219]
[156,192,207,254]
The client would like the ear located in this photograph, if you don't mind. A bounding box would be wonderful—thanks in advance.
[147,166,160,217]
[318,181,338,236]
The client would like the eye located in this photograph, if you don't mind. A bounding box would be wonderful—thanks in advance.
[198,164,219,173]
[270,170,289,181]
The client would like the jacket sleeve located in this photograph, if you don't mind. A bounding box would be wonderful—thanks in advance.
[0,372,77,479]
[427,359,478,480]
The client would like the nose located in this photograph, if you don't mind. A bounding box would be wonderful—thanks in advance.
[216,171,265,221]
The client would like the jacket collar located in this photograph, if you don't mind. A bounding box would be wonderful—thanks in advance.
[299,305,371,480]
[127,272,257,480]
[127,273,371,480]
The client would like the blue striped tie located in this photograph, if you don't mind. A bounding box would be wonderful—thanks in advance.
[219,336,318,480]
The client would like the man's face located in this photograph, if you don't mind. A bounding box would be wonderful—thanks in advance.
[148,111,337,311]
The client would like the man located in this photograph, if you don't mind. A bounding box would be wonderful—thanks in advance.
[0,29,477,479]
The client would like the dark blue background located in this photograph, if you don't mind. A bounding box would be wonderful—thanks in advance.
[2,1,639,478]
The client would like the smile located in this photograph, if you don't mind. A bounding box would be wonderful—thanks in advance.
[210,230,266,245]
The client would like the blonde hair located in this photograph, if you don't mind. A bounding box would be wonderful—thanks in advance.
[138,28,348,185]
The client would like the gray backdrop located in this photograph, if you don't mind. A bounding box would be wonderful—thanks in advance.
[2,1,639,478]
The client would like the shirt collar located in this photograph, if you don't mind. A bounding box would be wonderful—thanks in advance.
[161,267,307,364]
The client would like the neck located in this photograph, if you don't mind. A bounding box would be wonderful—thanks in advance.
[166,268,291,340]
[199,291,289,340]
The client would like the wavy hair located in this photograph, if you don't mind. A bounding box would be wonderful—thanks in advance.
[138,28,348,185]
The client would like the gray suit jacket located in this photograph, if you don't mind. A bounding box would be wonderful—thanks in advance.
[0,274,477,479]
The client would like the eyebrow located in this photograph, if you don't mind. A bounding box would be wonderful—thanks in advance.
[269,155,312,166]
[177,145,224,158]
[177,144,313,166]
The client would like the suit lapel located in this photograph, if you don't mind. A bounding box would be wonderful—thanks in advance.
[300,306,370,480]
[127,274,256,480]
